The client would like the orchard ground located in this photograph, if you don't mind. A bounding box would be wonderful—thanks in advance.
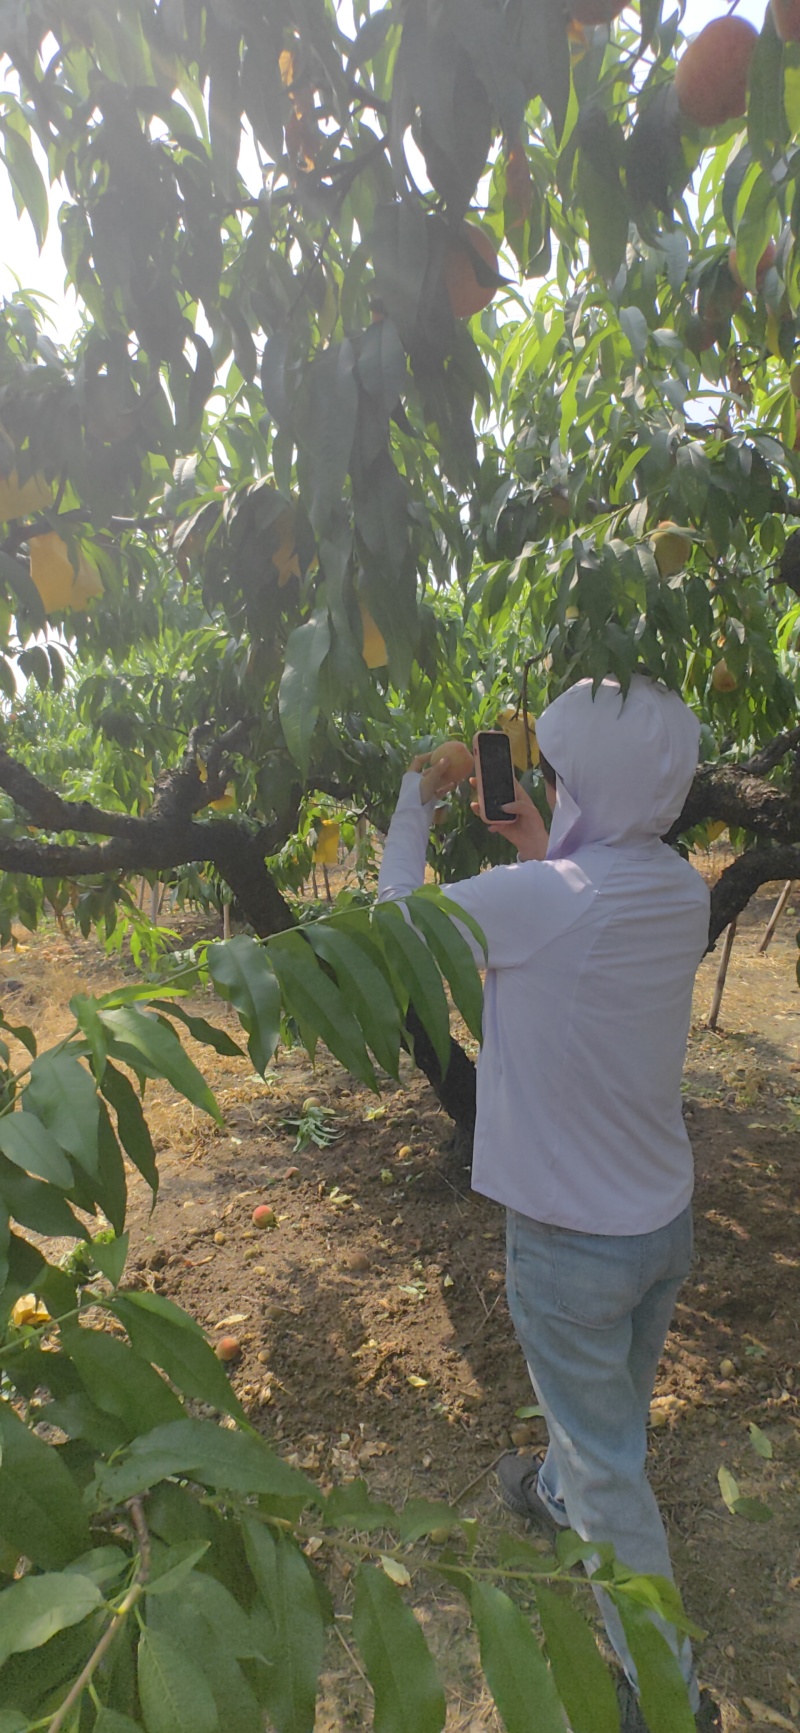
[3,876,800,1733]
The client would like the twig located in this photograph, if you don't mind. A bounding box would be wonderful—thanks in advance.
[458,1290,502,1351]
[451,1450,507,1506]
[334,1618,373,1692]
[48,1498,151,1733]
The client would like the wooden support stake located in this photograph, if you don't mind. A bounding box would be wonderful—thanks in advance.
[706,918,737,1031]
[222,902,231,940]
[323,862,332,903]
[757,880,793,954]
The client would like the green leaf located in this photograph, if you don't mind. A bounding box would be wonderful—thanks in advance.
[59,1320,184,1439]
[406,894,483,1042]
[92,1416,317,1507]
[269,930,377,1086]
[154,1002,245,1060]
[206,935,281,1075]
[278,609,331,774]
[306,339,358,535]
[303,922,403,1078]
[71,993,109,1082]
[137,1626,219,1733]
[24,1049,100,1174]
[536,1584,620,1733]
[244,1519,327,1733]
[99,1006,221,1121]
[576,116,629,283]
[0,1154,85,1239]
[89,1229,129,1286]
[324,1479,396,1531]
[0,1403,91,1568]
[0,1111,74,1187]
[468,1579,564,1733]
[146,1541,212,1597]
[612,1601,694,1733]
[0,116,49,249]
[373,902,452,1074]
[352,1563,446,1733]
[101,1062,159,1201]
[109,1292,245,1421]
[747,11,788,162]
[95,1104,128,1236]
[0,1570,101,1671]
[94,1712,147,1733]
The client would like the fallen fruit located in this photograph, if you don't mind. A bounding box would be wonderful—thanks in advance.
[675,16,757,128]
[443,222,500,320]
[711,658,738,693]
[396,1144,413,1160]
[213,1230,226,1245]
[719,1357,736,1378]
[252,1205,277,1229]
[429,740,474,782]
[215,1335,241,1362]
[284,1165,300,1180]
[651,521,692,578]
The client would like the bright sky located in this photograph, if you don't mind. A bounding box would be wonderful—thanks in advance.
[0,0,771,341]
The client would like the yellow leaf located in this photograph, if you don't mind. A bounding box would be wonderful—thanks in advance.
[406,1373,428,1388]
[271,509,301,587]
[209,788,235,812]
[29,532,75,611]
[0,469,53,522]
[380,1556,411,1586]
[29,533,103,615]
[359,601,387,669]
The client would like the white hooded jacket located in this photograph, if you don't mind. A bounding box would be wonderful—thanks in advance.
[377,676,710,1235]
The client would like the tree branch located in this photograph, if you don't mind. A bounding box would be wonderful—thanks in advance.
[667,761,800,843]
[709,846,800,947]
[0,748,140,838]
[744,725,800,775]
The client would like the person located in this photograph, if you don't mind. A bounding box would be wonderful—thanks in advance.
[377,674,716,1730]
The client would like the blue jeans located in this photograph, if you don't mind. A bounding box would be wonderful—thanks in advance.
[505,1203,698,1710]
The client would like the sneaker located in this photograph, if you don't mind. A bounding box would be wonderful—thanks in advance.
[496,1451,563,1538]
[696,1691,722,1732]
[617,1676,721,1732]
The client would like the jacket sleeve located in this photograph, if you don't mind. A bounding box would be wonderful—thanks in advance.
[377,772,556,970]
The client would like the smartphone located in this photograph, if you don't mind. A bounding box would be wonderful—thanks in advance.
[473,730,516,823]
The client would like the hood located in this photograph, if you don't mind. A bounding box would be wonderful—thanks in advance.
[536,675,700,857]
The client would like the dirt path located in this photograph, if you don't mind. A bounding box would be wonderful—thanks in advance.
[2,882,800,1731]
